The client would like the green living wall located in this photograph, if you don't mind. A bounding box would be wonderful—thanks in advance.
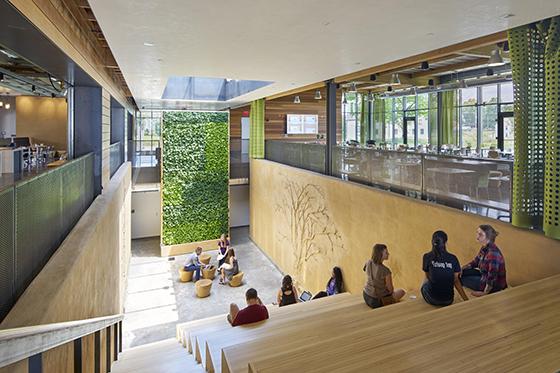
[161,111,229,246]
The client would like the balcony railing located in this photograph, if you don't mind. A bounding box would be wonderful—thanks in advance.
[265,140,512,219]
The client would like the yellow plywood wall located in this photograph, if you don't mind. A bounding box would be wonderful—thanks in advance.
[250,159,560,295]
[16,96,67,150]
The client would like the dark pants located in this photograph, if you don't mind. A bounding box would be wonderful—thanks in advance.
[184,264,202,281]
[421,282,453,307]
[363,291,382,309]
[312,291,328,300]
[461,268,482,291]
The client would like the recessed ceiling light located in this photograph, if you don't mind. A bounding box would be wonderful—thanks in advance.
[502,13,515,19]
[143,42,155,47]
[355,62,361,65]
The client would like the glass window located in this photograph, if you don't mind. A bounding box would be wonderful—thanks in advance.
[500,82,513,103]
[384,99,393,144]
[461,87,477,105]
[417,110,429,145]
[482,85,498,105]
[460,106,477,148]
[394,111,404,144]
[481,105,498,149]
[394,97,404,111]
[417,93,429,110]
[135,111,162,167]
[503,116,515,154]
[404,95,416,111]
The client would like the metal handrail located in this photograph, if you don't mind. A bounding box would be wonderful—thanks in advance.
[0,314,123,368]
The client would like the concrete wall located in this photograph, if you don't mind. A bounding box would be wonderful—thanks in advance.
[250,159,560,295]
[131,188,160,239]
[16,96,67,150]
[0,163,132,328]
[231,184,249,227]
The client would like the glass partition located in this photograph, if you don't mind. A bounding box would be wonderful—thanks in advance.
[266,140,512,219]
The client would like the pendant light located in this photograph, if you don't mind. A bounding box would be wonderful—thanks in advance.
[486,68,494,76]
[370,74,377,81]
[0,100,3,107]
[5,103,10,110]
[349,82,357,93]
[428,79,435,87]
[420,61,429,70]
[342,91,347,104]
[0,72,4,82]
[387,86,393,92]
[293,95,301,104]
[314,90,322,100]
[488,46,505,67]
[390,74,400,85]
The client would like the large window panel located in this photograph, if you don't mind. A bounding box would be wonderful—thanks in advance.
[482,85,498,105]
[460,106,477,147]
[481,104,498,149]
[418,109,429,145]
[394,111,404,145]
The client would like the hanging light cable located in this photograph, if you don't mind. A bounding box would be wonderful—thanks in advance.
[314,90,322,100]
[293,95,301,104]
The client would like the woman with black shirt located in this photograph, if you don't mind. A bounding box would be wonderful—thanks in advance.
[277,275,299,307]
[421,231,469,306]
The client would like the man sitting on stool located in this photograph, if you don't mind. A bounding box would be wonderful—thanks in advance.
[184,246,204,282]
[228,288,269,327]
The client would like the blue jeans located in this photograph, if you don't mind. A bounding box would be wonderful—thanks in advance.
[184,264,202,281]
[461,268,482,291]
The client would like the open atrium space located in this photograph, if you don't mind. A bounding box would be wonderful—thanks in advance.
[1,1,560,372]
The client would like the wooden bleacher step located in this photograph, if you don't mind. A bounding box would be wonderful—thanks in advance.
[221,294,439,373]
[243,275,560,373]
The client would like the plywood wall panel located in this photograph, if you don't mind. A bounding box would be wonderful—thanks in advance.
[250,159,560,296]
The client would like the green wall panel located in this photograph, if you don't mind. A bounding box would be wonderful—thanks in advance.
[161,111,229,246]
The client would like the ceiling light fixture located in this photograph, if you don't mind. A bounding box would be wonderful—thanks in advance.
[428,79,435,86]
[420,61,429,70]
[31,85,36,92]
[459,79,468,89]
[349,82,357,92]
[0,72,4,82]
[342,92,347,104]
[502,41,510,53]
[488,46,505,67]
[5,103,10,110]
[387,86,393,92]
[293,95,301,104]
[314,90,322,100]
[370,74,377,81]
[390,74,400,85]
[486,68,494,76]
[143,42,155,47]
[0,101,3,107]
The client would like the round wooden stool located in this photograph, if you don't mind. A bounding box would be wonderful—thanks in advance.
[195,279,213,298]
[199,254,211,265]
[229,272,244,287]
[202,265,217,280]
[179,268,194,283]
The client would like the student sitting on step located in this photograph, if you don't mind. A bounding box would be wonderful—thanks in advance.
[363,244,405,308]
[277,275,299,307]
[217,233,230,268]
[228,288,269,327]
[312,266,344,299]
[461,224,508,297]
[421,231,469,306]
[219,248,239,285]
[183,246,204,282]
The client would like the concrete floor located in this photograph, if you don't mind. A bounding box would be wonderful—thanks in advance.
[123,227,283,349]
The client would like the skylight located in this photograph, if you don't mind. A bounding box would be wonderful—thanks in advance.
[161,76,272,102]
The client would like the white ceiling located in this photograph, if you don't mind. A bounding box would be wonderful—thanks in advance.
[89,0,560,110]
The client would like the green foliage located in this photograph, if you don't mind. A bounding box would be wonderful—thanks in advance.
[161,111,229,245]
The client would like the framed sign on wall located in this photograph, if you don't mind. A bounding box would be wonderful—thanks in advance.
[287,114,318,134]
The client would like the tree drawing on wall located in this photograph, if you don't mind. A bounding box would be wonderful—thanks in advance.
[274,176,344,281]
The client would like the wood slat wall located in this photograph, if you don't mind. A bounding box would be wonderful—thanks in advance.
[230,89,342,141]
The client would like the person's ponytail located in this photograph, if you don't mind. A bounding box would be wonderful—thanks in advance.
[431,230,448,258]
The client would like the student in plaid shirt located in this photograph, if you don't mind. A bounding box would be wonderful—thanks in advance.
[461,225,507,297]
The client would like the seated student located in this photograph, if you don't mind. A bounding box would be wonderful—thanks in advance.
[228,288,269,327]
[183,246,204,282]
[277,275,299,307]
[219,248,239,285]
[312,267,344,299]
[461,224,507,297]
[217,233,230,268]
[363,244,405,309]
[421,231,468,306]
